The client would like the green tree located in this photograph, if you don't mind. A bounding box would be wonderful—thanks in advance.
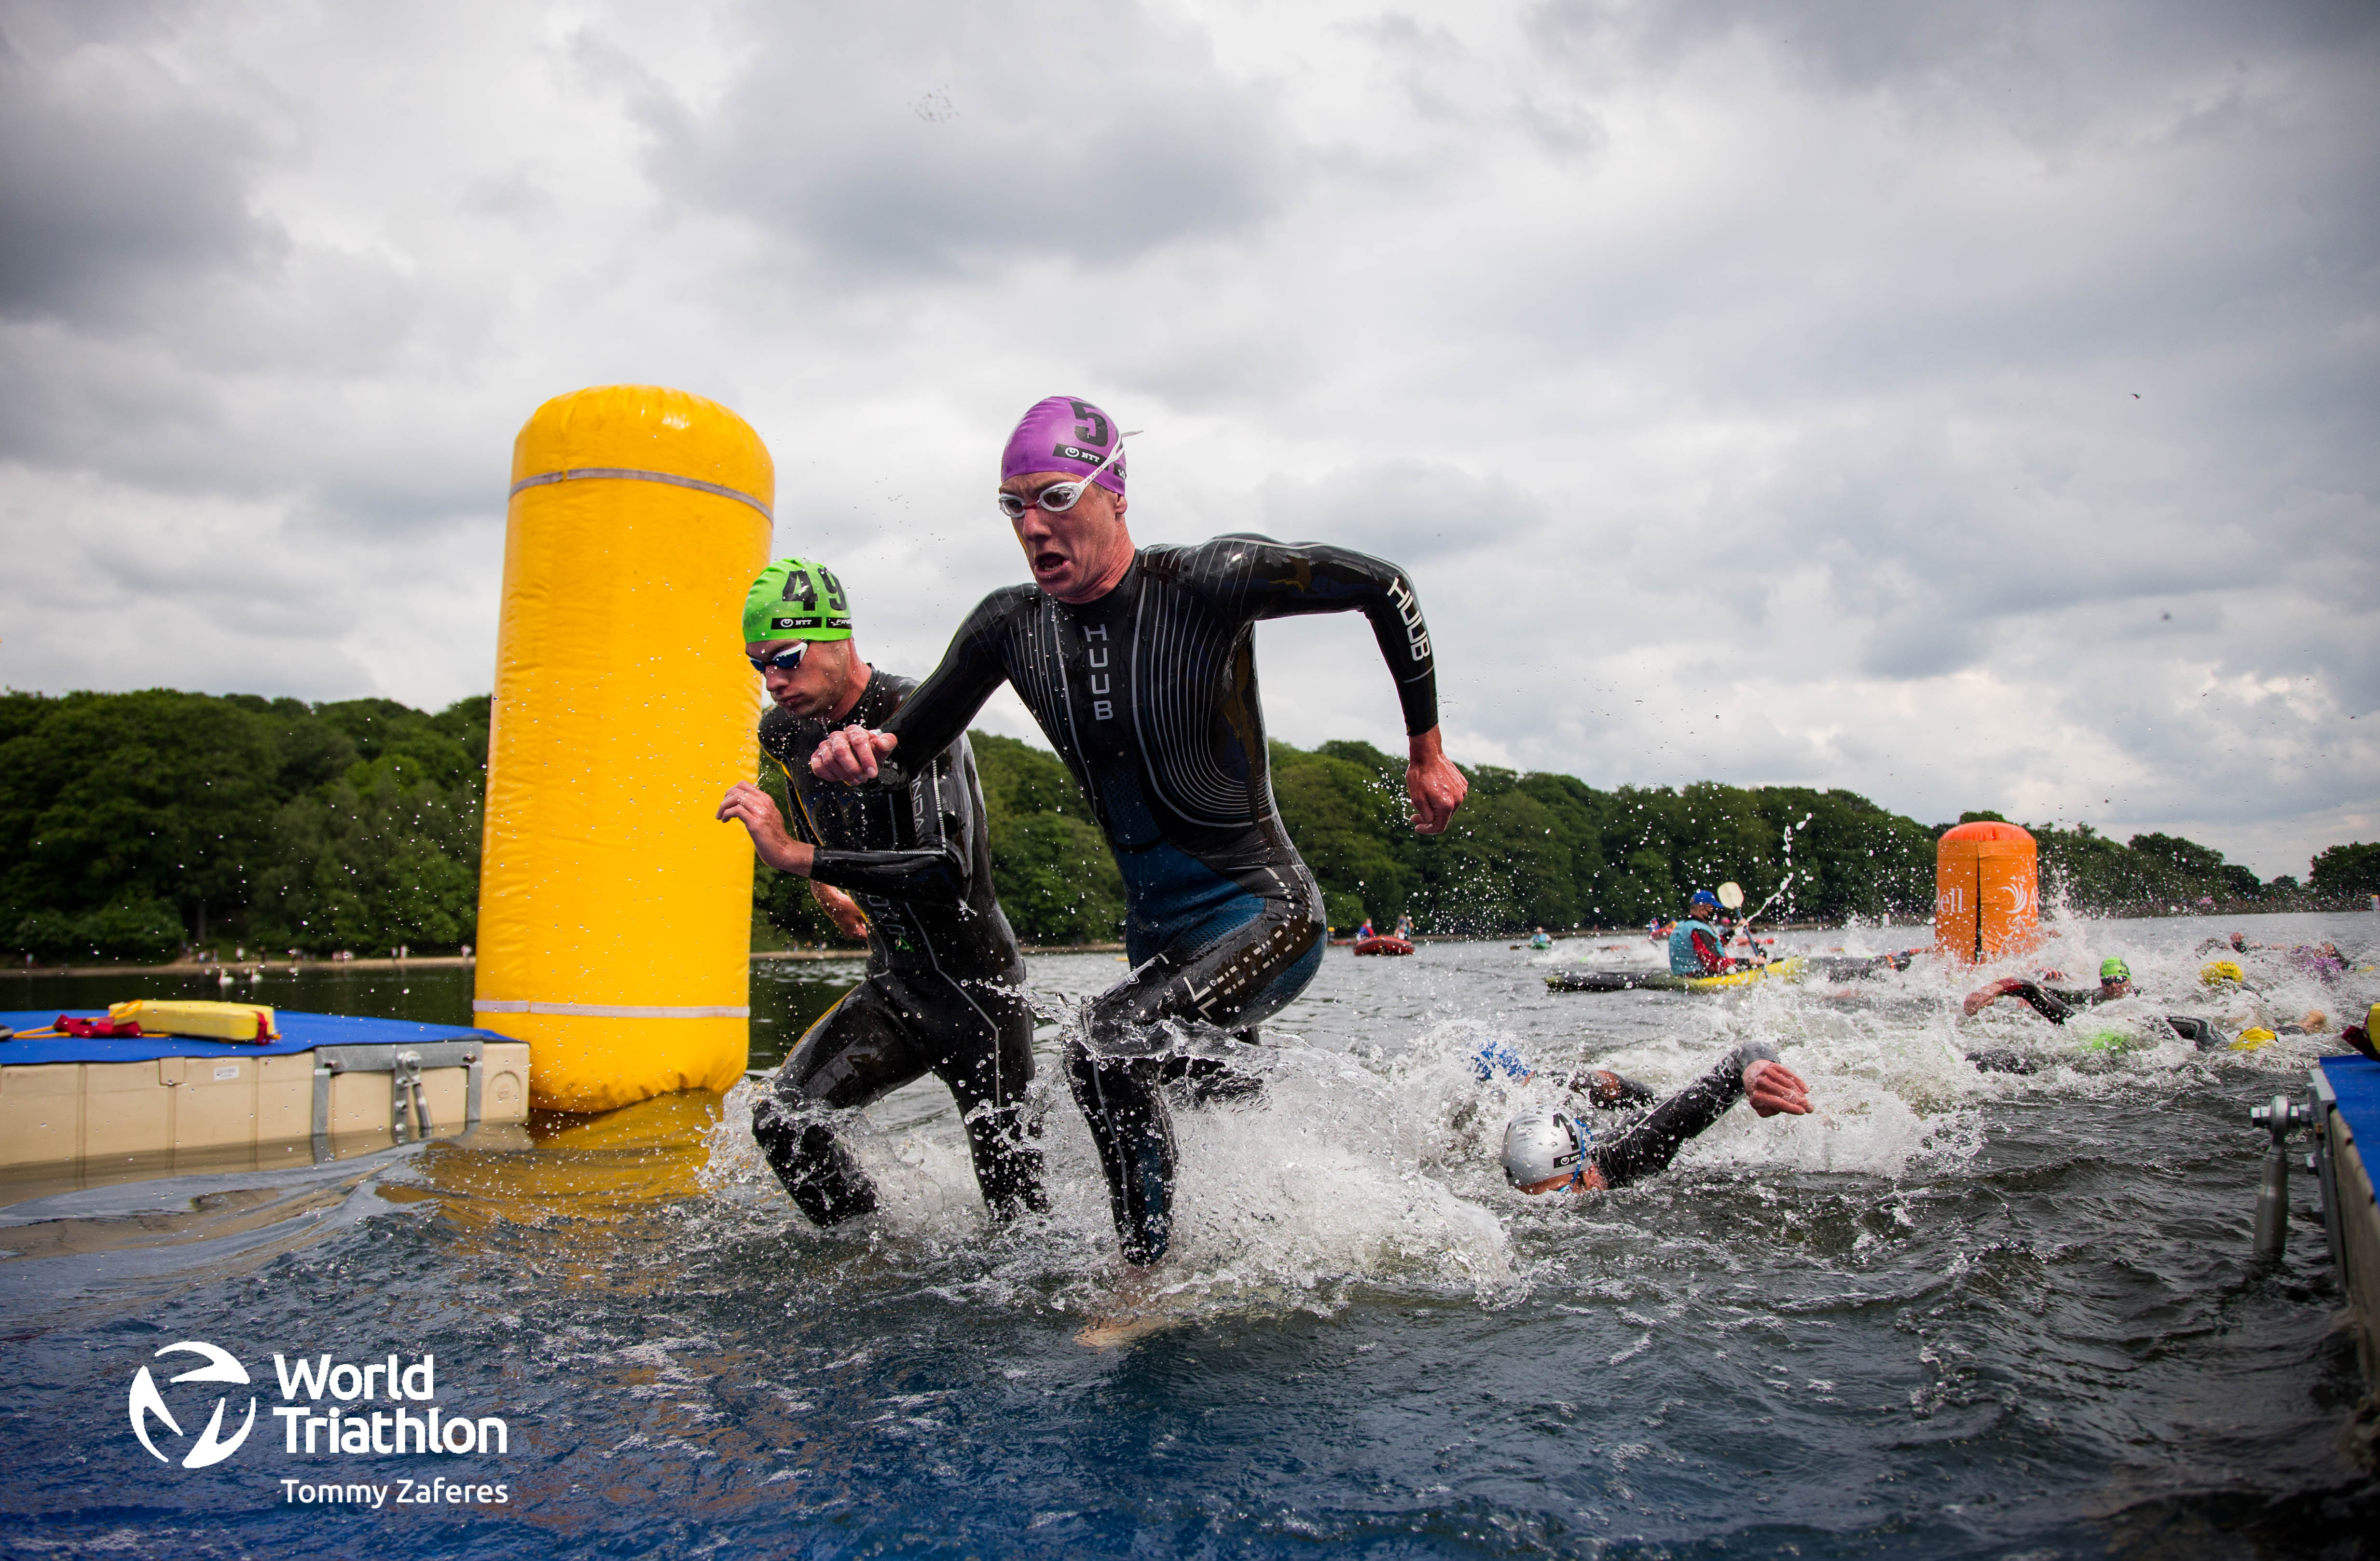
[2310,841,2380,899]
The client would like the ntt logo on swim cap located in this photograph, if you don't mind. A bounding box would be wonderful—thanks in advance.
[128,1341,259,1469]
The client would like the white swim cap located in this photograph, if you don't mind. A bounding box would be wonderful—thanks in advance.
[1502,1112,1590,1189]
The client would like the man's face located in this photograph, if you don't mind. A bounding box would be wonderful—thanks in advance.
[2102,978,2132,998]
[1002,471,1130,602]
[748,637,850,718]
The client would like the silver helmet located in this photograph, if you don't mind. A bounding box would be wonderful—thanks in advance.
[1501,1112,1590,1190]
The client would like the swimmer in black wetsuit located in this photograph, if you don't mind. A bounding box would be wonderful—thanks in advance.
[717,557,1043,1225]
[1963,956,2134,1023]
[812,396,1470,1264]
[1499,1042,1813,1194]
[1959,957,2224,1064]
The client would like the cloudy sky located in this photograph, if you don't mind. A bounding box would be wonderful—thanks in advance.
[2,0,2374,877]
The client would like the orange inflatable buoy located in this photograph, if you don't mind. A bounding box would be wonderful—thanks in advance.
[1935,821,2039,964]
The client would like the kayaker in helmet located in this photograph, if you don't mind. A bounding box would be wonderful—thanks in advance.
[1499,1041,1813,1194]
[1667,890,1743,977]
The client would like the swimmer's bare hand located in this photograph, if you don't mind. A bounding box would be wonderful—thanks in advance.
[1407,726,1467,835]
[717,781,815,875]
[810,881,870,940]
[1744,1058,1811,1117]
[1962,976,2024,1016]
[811,726,897,784]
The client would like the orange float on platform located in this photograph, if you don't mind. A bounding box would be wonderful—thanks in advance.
[1935,821,2039,964]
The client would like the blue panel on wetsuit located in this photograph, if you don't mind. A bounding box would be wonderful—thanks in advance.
[1115,839,1269,966]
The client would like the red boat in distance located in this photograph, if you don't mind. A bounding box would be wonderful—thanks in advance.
[1353,936,1415,957]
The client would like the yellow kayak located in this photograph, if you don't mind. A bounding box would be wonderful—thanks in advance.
[1547,958,1808,994]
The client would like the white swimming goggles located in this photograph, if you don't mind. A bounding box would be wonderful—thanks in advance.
[996,431,1140,519]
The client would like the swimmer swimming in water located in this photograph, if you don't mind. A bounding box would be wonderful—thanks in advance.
[1960,957,2227,1064]
[718,558,1045,1225]
[810,396,1470,1266]
[1964,956,2134,1022]
[1494,1042,1812,1194]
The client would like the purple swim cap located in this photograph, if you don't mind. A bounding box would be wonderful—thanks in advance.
[1001,396,1127,496]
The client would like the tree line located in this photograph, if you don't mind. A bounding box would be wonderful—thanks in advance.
[3,689,2370,963]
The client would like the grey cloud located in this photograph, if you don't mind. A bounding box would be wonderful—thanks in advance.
[0,9,281,330]
[630,0,1300,278]
[1528,0,2380,138]
[1249,459,1551,565]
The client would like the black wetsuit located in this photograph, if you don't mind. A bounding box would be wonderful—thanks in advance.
[751,670,1043,1224]
[2003,983,2111,1025]
[870,536,1439,1262]
[1585,1043,1777,1189]
[1970,983,2222,1065]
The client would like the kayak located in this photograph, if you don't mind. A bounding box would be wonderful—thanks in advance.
[1547,957,1807,993]
[1545,949,1917,994]
[1354,936,1415,957]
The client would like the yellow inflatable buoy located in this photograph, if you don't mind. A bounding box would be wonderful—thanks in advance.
[2200,959,2245,987]
[2230,1027,2277,1051]
[474,386,775,1112]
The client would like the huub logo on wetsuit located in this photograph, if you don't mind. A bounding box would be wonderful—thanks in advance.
[839,394,1457,1266]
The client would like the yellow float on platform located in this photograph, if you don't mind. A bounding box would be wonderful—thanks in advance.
[1935,820,2039,964]
[474,385,774,1111]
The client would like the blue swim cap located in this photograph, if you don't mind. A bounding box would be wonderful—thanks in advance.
[1690,890,1720,912]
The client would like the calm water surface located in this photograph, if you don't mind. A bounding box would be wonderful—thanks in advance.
[3,914,2376,1558]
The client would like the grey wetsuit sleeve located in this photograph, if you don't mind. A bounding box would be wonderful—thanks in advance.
[1207,536,1440,736]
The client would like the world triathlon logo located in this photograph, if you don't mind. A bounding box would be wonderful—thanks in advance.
[128,1341,258,1469]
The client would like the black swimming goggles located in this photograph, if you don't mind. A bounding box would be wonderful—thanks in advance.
[995,430,1139,520]
[748,643,808,674]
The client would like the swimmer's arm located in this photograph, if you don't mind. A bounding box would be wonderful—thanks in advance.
[1222,538,1440,735]
[716,781,963,899]
[807,845,967,903]
[1206,537,1466,833]
[718,781,815,874]
[806,746,982,904]
[816,595,1017,788]
[809,882,870,939]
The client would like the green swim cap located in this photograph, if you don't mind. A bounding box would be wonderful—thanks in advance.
[2100,957,2131,983]
[743,557,853,643]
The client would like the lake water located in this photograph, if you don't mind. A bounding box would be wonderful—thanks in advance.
[3,912,2376,1558]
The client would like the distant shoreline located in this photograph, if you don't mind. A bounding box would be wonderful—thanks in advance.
[16,907,2362,982]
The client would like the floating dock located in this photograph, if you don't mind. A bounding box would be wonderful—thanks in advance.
[0,1010,530,1202]
[2311,1053,2380,1464]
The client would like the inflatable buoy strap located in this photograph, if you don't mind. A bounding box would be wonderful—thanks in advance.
[510,466,774,522]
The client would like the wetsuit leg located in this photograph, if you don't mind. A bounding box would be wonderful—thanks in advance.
[1587,1042,1777,1190]
[920,975,1048,1218]
[1068,891,1326,1265]
[751,982,931,1226]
